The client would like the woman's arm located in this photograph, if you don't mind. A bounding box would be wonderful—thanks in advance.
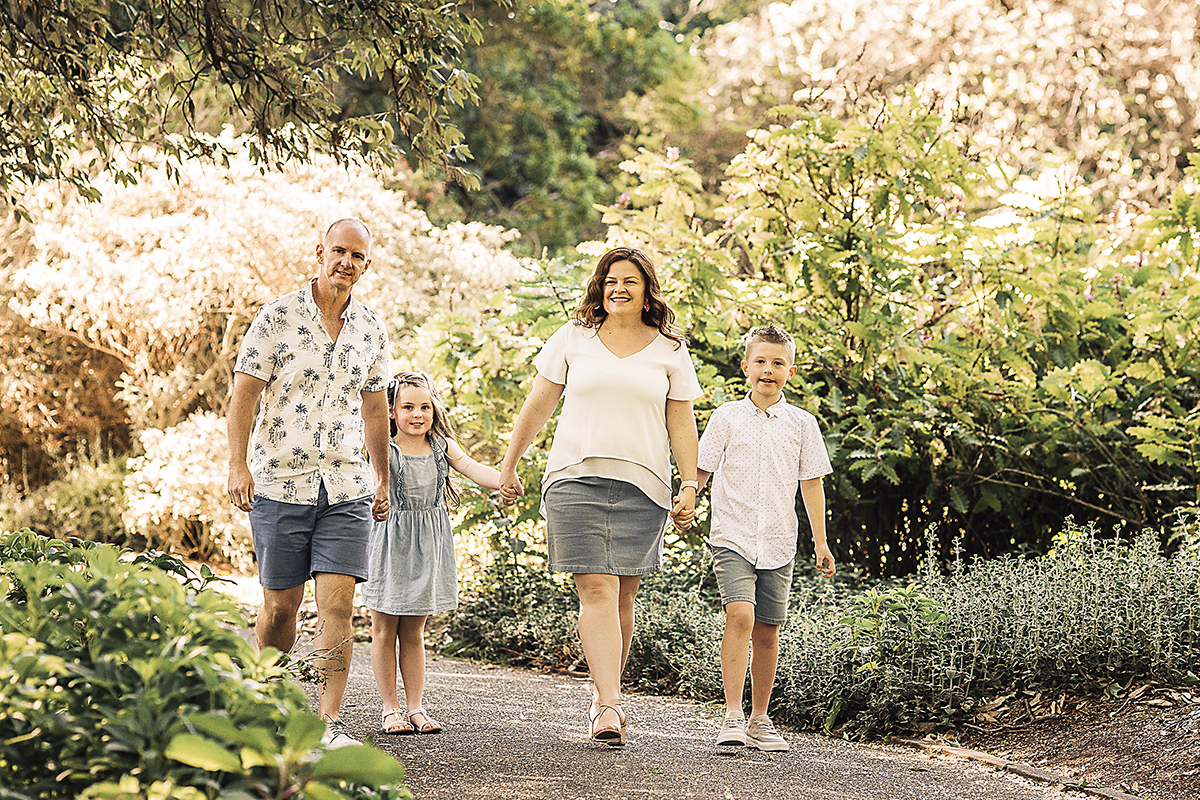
[499,375,565,503]
[665,398,699,529]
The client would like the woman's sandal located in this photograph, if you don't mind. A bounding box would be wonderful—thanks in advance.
[588,703,626,747]
[408,708,444,734]
[381,708,416,735]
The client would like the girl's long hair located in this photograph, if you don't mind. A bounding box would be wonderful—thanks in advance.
[572,246,686,346]
[386,371,461,508]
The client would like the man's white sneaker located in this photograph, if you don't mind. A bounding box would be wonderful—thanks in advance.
[716,715,747,747]
[746,714,789,752]
[320,716,361,749]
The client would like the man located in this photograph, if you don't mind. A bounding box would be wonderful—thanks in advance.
[227,218,391,748]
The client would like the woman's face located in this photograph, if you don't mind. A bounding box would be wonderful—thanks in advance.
[601,259,647,319]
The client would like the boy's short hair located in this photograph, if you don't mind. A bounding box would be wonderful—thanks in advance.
[744,324,796,361]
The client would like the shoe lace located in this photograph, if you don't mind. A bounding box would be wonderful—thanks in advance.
[723,717,744,729]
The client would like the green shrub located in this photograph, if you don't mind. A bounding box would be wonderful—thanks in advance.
[0,530,410,800]
[444,519,1200,738]
[0,458,132,547]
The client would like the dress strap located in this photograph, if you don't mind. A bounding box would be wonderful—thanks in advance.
[430,433,449,507]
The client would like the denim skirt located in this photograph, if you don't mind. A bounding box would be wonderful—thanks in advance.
[544,477,668,575]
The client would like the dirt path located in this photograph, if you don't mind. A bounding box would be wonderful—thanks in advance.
[320,642,1087,800]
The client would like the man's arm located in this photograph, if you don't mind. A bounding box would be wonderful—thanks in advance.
[361,388,391,521]
[227,372,268,511]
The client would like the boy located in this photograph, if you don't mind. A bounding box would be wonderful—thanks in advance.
[696,324,835,751]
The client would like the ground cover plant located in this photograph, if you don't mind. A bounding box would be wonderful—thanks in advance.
[445,518,1200,739]
[0,529,409,800]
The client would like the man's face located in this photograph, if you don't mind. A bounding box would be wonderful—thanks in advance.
[316,222,371,293]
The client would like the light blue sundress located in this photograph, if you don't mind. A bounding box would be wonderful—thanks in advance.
[363,436,457,616]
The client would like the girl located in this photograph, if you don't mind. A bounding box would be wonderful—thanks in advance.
[364,371,508,734]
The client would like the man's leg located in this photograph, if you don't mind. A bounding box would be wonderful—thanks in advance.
[256,585,305,654]
[312,571,358,721]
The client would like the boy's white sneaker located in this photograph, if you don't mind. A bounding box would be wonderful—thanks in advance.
[715,715,747,746]
[746,714,789,752]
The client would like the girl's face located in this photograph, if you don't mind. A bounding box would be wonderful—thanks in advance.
[392,385,434,438]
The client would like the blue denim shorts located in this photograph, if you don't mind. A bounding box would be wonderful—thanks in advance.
[711,546,793,626]
[249,482,371,590]
[544,477,668,575]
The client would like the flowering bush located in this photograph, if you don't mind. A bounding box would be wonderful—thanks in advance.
[123,412,253,570]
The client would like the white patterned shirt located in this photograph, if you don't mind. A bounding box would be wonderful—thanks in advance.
[234,279,391,505]
[698,394,832,569]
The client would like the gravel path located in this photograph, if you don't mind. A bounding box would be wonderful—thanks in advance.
[320,643,1080,800]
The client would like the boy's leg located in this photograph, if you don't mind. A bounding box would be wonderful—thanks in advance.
[748,620,781,719]
[720,601,755,715]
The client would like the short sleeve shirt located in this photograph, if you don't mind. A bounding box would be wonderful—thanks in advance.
[534,322,702,509]
[234,279,391,505]
[698,395,832,569]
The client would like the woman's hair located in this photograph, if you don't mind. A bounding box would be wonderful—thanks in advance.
[386,371,461,508]
[572,246,686,346]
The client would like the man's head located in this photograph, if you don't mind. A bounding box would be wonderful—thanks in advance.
[316,218,372,295]
[741,324,797,404]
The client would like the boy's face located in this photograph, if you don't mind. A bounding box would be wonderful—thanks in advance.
[742,341,797,401]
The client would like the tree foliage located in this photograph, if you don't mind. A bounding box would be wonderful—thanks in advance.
[433,92,1200,575]
[0,0,487,218]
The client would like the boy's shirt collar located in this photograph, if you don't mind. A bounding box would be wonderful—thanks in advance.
[744,392,789,418]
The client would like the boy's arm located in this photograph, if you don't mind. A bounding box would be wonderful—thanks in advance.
[697,469,712,492]
[799,476,834,578]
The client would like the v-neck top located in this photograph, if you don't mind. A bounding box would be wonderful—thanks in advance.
[533,321,702,508]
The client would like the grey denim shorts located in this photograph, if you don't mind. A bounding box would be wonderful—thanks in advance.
[249,482,371,590]
[544,477,668,575]
[711,546,793,626]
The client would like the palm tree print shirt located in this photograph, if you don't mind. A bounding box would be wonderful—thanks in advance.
[234,279,391,505]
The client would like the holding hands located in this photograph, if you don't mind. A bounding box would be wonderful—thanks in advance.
[499,465,524,506]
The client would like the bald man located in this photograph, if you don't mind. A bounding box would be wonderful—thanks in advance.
[227,218,391,747]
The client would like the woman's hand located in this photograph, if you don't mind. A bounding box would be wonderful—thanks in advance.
[669,488,696,531]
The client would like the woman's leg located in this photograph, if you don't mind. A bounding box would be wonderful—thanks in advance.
[575,573,627,736]
[397,615,430,713]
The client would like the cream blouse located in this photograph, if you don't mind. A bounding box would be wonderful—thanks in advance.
[534,321,702,509]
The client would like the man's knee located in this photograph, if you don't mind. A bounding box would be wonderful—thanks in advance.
[313,572,357,621]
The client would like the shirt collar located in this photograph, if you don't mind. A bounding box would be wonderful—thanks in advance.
[743,392,789,418]
[304,277,357,322]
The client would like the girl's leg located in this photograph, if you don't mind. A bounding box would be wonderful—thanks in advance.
[575,573,626,738]
[748,620,781,719]
[371,610,412,733]
[397,615,430,713]
[720,601,755,717]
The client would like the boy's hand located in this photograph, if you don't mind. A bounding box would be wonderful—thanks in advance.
[815,541,835,578]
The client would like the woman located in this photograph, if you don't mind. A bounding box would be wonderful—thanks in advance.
[499,246,701,747]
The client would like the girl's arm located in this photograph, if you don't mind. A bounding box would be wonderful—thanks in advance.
[445,438,503,491]
[499,375,565,502]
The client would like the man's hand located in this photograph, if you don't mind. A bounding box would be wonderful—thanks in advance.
[499,465,523,507]
[228,464,255,511]
[371,482,390,521]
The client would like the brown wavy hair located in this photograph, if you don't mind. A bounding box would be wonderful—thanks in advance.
[572,246,685,346]
[386,371,461,508]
